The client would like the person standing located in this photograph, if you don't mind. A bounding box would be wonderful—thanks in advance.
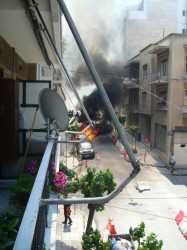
[62,195,72,225]
[170,152,176,173]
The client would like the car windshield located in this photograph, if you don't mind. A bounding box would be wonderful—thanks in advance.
[80,142,92,149]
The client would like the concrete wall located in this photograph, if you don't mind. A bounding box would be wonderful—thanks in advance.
[124,0,185,63]
[0,0,57,65]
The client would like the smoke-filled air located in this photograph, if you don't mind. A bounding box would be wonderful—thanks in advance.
[62,0,142,125]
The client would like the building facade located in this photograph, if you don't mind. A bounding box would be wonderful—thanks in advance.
[124,0,187,63]
[0,0,63,178]
[125,33,187,166]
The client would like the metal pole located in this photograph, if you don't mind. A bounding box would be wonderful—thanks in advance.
[57,0,140,170]
[40,167,140,206]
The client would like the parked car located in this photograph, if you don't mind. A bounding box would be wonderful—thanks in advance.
[76,141,95,160]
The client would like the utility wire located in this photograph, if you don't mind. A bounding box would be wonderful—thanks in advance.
[64,67,184,111]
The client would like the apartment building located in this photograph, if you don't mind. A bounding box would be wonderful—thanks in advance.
[124,33,187,166]
[124,0,187,63]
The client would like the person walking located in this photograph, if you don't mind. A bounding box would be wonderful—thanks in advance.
[62,195,72,225]
[170,152,176,173]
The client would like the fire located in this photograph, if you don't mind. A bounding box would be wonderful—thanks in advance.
[83,127,100,140]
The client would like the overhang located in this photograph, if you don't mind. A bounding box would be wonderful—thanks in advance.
[149,46,169,54]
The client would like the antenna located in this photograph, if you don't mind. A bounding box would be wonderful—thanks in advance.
[38,88,93,143]
[38,88,69,132]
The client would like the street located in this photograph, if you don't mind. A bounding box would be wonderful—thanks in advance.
[83,135,187,250]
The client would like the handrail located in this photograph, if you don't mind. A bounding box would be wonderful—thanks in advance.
[13,131,57,250]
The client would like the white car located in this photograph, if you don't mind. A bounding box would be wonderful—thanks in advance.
[76,141,95,160]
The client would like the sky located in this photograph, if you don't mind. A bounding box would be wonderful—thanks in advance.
[61,0,143,109]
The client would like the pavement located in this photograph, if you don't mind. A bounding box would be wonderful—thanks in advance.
[51,131,187,250]
[1,131,187,250]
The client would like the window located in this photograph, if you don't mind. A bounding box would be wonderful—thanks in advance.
[142,92,147,108]
[156,86,167,106]
[143,64,147,77]
[160,58,168,77]
[182,10,186,16]
[182,29,186,34]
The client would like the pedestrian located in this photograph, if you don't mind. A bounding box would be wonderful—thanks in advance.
[62,195,72,225]
[170,152,176,173]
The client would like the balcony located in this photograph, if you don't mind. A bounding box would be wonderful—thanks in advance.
[148,72,168,84]
[122,78,139,89]
[182,105,187,116]
[124,104,139,113]
[155,101,168,111]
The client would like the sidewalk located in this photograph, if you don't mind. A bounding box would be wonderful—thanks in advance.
[52,132,187,250]
[112,130,187,176]
[56,204,88,250]
[59,153,98,248]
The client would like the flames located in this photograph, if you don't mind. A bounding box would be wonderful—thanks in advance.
[83,127,100,140]
[81,122,100,140]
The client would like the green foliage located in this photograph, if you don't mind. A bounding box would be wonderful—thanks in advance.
[129,124,140,151]
[59,162,76,180]
[68,122,80,131]
[58,162,80,194]
[0,210,23,250]
[9,174,35,209]
[129,221,145,245]
[82,227,111,250]
[118,115,126,124]
[129,222,163,250]
[139,232,163,250]
[63,180,80,194]
[79,168,116,211]
[129,125,140,134]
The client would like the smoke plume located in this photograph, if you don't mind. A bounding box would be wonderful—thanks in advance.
[63,0,129,123]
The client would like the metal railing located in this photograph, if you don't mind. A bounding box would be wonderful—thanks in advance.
[124,104,139,112]
[148,72,168,82]
[13,131,57,250]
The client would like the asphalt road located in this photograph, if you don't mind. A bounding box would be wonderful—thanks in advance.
[85,135,187,250]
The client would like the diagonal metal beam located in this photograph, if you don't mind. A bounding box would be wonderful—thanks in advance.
[57,0,140,170]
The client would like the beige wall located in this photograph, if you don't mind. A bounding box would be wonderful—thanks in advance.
[124,0,185,63]
[133,34,187,164]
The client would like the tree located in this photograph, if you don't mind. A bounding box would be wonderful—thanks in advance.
[129,125,140,153]
[79,167,116,234]
[118,115,126,125]
[82,226,111,250]
[129,221,163,250]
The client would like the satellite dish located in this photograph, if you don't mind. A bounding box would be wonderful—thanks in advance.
[38,88,69,131]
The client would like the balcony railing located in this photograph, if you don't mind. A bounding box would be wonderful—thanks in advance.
[148,72,168,83]
[124,104,139,112]
[13,131,58,250]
